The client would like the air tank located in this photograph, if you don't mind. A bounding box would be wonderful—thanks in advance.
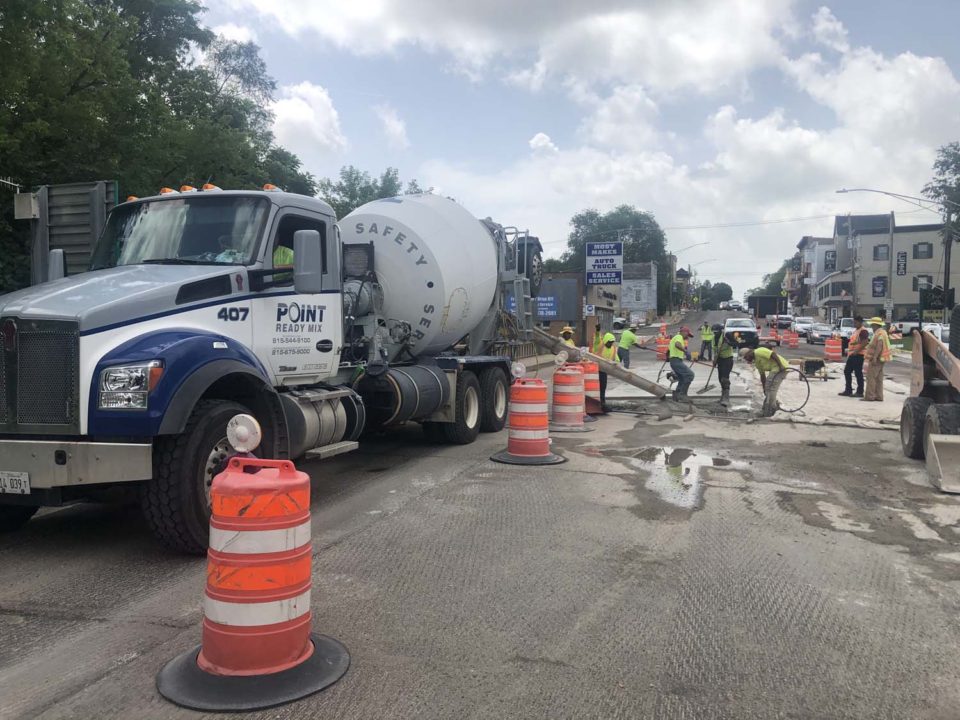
[341,194,499,356]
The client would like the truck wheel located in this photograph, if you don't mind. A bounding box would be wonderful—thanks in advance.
[479,368,508,433]
[923,403,960,458]
[0,505,38,532]
[901,396,933,459]
[443,371,482,445]
[141,399,252,555]
[521,245,543,297]
[950,306,960,359]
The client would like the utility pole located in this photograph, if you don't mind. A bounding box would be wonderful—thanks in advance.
[944,210,953,310]
[887,210,895,320]
[847,212,858,317]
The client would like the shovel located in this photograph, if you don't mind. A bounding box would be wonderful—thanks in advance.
[696,362,717,394]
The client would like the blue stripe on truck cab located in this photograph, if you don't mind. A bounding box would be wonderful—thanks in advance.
[88,329,269,437]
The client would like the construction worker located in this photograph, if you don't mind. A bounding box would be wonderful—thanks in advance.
[863,316,892,401]
[560,326,576,348]
[598,331,619,411]
[838,315,867,398]
[669,326,695,401]
[742,346,788,417]
[617,324,641,368]
[591,325,604,355]
[712,323,734,406]
[699,322,714,361]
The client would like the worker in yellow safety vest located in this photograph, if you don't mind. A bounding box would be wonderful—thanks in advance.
[560,326,576,348]
[742,346,789,417]
[699,322,715,361]
[617,324,641,368]
[863,317,892,401]
[596,332,619,412]
[669,326,695,401]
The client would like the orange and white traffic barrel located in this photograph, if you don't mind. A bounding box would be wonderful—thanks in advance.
[656,336,670,361]
[550,365,593,433]
[157,417,349,712]
[824,336,843,362]
[491,378,565,465]
[580,361,603,416]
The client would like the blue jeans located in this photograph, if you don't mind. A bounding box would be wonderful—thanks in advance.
[670,358,695,397]
[618,347,630,368]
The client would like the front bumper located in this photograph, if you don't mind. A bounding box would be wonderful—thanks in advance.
[0,439,153,489]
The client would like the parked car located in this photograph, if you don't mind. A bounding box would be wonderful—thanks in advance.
[806,324,835,345]
[774,314,794,330]
[723,317,759,348]
[792,316,815,337]
[728,300,743,311]
[719,301,729,310]
[835,317,857,341]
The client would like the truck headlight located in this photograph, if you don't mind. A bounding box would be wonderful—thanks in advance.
[99,361,163,410]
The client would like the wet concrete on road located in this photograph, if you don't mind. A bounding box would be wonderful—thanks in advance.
[2,407,960,719]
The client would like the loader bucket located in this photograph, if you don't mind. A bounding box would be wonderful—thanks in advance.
[925,434,960,494]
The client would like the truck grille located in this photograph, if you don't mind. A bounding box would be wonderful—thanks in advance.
[0,318,80,433]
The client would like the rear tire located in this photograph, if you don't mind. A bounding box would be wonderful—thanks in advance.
[901,397,933,459]
[0,505,38,532]
[922,403,960,460]
[141,399,253,555]
[479,368,508,433]
[443,371,482,445]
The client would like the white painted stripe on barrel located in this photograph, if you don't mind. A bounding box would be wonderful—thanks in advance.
[204,589,311,626]
[554,405,585,414]
[509,402,549,414]
[553,385,584,394]
[209,520,311,554]
[508,428,550,440]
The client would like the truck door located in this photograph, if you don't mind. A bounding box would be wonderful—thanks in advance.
[251,210,342,385]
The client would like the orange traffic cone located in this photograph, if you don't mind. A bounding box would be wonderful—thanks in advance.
[550,365,593,433]
[157,444,349,711]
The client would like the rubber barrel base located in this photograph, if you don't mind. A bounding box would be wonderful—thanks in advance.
[156,633,349,712]
[582,415,598,423]
[490,449,567,465]
[549,424,595,433]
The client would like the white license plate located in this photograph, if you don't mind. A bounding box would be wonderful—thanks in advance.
[0,471,30,495]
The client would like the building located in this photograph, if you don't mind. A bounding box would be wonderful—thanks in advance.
[796,235,834,313]
[813,213,957,322]
[528,272,584,341]
[620,262,658,324]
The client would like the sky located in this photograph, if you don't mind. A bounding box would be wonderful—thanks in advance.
[201,0,960,299]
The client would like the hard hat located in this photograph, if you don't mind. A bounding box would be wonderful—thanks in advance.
[867,316,885,326]
[679,326,693,337]
[712,323,724,333]
[561,326,574,334]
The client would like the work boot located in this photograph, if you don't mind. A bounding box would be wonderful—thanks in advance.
[853,389,864,397]
[838,390,852,397]
[720,389,730,406]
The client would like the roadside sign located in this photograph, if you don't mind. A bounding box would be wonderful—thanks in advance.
[896,251,907,276]
[583,303,596,317]
[883,298,895,311]
[585,241,623,285]
[507,294,559,319]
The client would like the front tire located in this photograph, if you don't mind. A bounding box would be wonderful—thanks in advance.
[0,505,38,532]
[901,396,933,459]
[141,399,253,555]
[443,371,482,445]
[479,368,509,433]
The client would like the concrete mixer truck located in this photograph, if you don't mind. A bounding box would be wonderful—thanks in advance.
[0,187,543,552]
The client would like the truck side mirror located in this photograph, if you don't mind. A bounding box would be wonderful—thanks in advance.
[293,229,323,294]
[47,248,66,281]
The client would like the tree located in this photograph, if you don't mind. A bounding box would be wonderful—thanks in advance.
[923,142,960,210]
[318,166,422,219]
[747,256,794,297]
[549,205,672,312]
[697,280,733,310]
[0,2,317,293]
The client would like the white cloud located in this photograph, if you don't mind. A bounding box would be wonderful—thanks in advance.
[271,82,348,172]
[373,104,411,150]
[528,132,558,154]
[213,22,257,43]
[579,85,660,151]
[810,6,847,53]
[212,0,795,95]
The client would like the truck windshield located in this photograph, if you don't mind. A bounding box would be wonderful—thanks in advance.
[90,196,270,270]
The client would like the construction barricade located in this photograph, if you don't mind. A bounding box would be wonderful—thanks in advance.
[785,331,799,349]
[157,453,350,712]
[824,336,843,362]
[581,361,603,416]
[656,336,670,361]
[491,378,565,465]
[550,365,593,433]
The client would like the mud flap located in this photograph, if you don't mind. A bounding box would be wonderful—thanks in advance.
[925,434,960,494]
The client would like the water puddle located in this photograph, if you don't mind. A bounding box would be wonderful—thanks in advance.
[628,447,737,509]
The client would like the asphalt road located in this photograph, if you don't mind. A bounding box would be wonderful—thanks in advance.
[3,388,960,718]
